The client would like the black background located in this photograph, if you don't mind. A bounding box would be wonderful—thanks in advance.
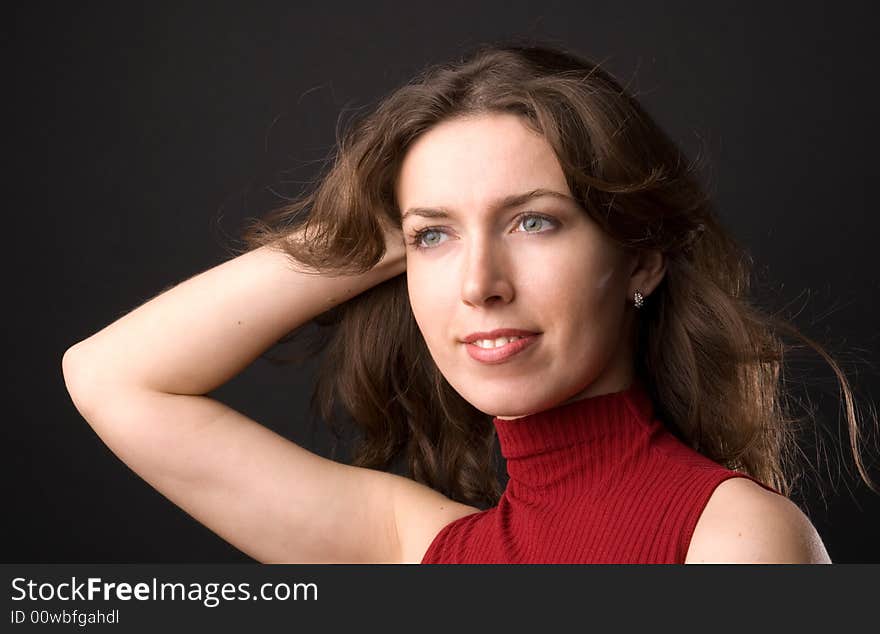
[4,1,879,562]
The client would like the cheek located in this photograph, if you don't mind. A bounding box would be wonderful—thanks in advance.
[406,264,454,343]
[521,251,574,289]
[525,252,623,333]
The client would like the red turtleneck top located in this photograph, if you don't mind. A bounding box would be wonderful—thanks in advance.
[420,378,781,564]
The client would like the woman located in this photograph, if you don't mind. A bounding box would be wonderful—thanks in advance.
[62,42,872,563]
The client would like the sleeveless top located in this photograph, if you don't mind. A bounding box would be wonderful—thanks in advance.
[420,378,781,563]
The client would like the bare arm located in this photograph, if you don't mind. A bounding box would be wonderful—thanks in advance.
[685,478,832,564]
[65,225,406,395]
[62,222,474,563]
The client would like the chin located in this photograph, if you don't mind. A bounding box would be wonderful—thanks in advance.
[456,388,549,419]
[437,362,561,418]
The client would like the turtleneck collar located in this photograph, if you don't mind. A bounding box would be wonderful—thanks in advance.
[492,377,659,491]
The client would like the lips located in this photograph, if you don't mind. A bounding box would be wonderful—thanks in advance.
[462,328,540,344]
[463,332,541,364]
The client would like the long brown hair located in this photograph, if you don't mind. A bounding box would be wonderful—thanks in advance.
[236,41,878,509]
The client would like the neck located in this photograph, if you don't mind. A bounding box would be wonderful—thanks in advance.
[496,366,636,421]
[492,377,657,493]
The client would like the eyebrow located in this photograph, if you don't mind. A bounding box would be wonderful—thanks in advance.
[400,188,575,222]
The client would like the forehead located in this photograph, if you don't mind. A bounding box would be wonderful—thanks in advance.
[395,113,571,213]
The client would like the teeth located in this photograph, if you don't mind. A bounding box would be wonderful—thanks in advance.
[474,336,523,349]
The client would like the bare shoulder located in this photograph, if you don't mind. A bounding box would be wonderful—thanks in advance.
[390,474,482,563]
[685,476,832,564]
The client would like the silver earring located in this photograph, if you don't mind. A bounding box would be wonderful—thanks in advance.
[633,290,644,308]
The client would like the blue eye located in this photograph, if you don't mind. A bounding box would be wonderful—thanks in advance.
[412,228,448,249]
[520,215,551,232]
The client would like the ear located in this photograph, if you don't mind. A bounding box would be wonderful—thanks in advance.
[627,248,666,300]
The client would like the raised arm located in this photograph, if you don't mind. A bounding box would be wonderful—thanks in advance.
[64,224,406,396]
[61,222,476,563]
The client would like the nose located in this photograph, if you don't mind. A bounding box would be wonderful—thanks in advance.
[460,235,515,308]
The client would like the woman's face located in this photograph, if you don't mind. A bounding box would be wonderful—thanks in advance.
[396,113,645,419]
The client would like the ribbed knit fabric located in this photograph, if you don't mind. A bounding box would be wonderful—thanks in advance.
[420,377,781,563]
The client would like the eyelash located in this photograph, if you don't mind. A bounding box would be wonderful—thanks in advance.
[407,212,558,251]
